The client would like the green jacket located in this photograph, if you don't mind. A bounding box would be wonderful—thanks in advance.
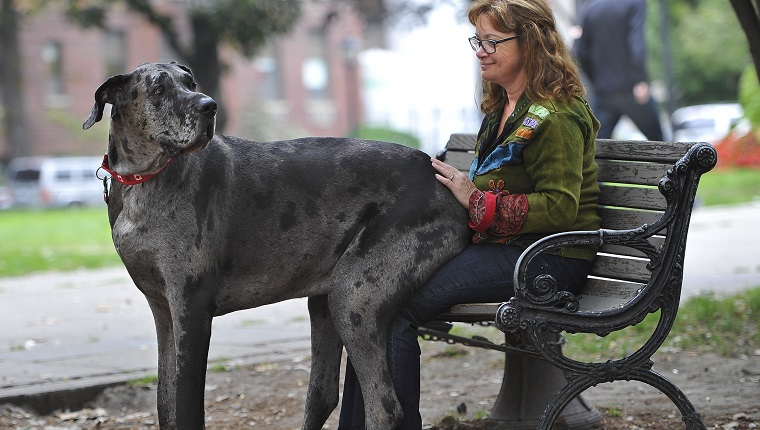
[468,94,601,261]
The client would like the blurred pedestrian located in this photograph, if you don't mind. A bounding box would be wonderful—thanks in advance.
[575,0,664,140]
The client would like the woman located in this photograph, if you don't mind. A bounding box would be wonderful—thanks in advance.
[339,0,600,428]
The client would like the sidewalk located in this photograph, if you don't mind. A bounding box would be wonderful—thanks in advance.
[1,203,759,411]
[682,202,760,296]
[0,269,312,410]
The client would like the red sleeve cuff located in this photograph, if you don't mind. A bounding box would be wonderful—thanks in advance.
[469,191,497,233]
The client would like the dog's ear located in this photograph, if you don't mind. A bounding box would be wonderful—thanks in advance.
[171,61,194,77]
[82,73,131,130]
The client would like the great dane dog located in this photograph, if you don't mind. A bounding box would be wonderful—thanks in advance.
[82,62,470,429]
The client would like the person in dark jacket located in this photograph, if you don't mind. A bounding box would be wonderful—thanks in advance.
[574,0,664,140]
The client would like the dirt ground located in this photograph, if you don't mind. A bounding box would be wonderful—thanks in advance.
[1,342,759,430]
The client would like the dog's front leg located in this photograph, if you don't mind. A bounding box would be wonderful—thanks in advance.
[147,297,178,429]
[302,295,344,430]
[170,274,216,429]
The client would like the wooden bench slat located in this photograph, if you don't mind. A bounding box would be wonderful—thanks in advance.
[590,254,652,283]
[437,278,649,321]
[595,139,696,163]
[577,295,631,312]
[439,303,501,322]
[599,239,664,258]
[598,184,667,211]
[446,151,476,172]
[596,159,671,186]
[577,277,648,312]
[446,134,479,151]
[582,277,645,300]
[597,206,663,230]
[446,136,697,164]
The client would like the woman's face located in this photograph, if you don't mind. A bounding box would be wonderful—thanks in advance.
[474,14,525,91]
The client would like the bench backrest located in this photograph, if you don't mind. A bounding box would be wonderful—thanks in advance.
[442,134,717,325]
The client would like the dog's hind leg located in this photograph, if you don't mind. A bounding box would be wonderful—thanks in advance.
[302,295,344,430]
[328,286,404,430]
[147,297,179,429]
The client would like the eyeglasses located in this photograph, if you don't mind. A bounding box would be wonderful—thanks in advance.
[468,35,519,54]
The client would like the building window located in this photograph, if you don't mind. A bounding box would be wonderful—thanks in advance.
[104,30,127,76]
[41,41,65,97]
[302,29,330,100]
[256,43,282,100]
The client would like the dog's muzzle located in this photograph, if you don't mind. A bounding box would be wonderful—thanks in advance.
[159,96,217,157]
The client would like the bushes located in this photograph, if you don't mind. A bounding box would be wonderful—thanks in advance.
[350,127,420,149]
[716,130,760,168]
[717,67,760,169]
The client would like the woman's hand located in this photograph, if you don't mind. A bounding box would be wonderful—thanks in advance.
[431,157,479,208]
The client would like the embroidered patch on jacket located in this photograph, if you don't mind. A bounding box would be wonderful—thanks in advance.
[515,127,533,140]
[522,117,540,129]
[515,113,541,141]
[528,104,551,119]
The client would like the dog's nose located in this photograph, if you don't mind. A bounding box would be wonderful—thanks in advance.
[197,97,217,119]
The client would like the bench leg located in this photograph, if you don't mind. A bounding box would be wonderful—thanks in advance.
[489,333,601,429]
[538,366,706,430]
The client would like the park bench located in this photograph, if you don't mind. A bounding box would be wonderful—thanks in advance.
[418,134,718,430]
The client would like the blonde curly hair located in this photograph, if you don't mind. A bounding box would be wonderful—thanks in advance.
[468,0,586,115]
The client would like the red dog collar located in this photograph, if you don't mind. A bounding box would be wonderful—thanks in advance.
[100,154,173,185]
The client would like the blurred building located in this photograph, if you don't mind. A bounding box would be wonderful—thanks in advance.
[0,0,584,161]
[0,0,365,161]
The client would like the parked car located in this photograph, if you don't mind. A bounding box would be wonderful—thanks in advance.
[671,102,746,144]
[0,186,12,210]
[5,156,104,208]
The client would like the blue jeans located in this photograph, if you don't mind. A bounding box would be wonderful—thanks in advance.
[337,243,593,429]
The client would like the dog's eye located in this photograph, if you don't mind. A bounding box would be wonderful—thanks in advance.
[153,87,163,96]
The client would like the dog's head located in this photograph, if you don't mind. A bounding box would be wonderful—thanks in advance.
[83,62,217,174]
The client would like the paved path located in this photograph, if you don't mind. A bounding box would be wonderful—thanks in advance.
[0,269,311,403]
[1,203,759,406]
[682,203,760,296]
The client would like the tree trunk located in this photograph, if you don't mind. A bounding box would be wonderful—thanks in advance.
[730,0,760,83]
[188,14,227,132]
[0,0,29,161]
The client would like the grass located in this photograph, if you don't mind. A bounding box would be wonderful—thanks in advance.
[127,374,159,387]
[696,167,760,206]
[0,166,756,278]
[429,287,760,362]
[563,286,760,360]
[0,207,119,277]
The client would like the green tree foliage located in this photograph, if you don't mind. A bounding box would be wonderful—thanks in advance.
[64,0,301,132]
[670,1,750,105]
[646,0,751,107]
[739,67,760,129]
[351,126,420,149]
